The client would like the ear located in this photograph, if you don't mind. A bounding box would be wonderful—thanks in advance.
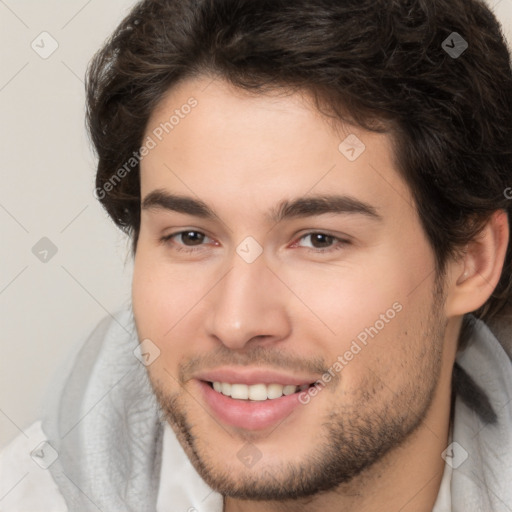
[445,210,509,317]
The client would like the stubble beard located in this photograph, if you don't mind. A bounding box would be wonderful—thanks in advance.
[149,289,447,501]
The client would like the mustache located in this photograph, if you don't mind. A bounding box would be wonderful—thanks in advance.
[178,345,331,384]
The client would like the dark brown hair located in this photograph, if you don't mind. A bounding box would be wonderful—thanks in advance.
[86,0,512,322]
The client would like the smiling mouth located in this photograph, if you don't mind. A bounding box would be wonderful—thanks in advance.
[207,381,313,401]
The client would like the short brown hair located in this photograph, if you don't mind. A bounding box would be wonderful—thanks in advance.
[86,0,512,322]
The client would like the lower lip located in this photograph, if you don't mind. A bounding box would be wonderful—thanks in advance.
[198,380,303,430]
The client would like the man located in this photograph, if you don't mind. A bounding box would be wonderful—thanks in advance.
[1,0,511,510]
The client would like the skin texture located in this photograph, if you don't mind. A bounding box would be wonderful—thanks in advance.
[131,76,509,512]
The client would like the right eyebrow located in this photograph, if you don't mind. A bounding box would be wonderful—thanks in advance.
[142,190,215,218]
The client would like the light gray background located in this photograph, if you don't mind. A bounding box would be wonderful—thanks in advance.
[1,0,511,449]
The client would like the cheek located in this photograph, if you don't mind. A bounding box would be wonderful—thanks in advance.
[131,244,221,386]
[275,252,410,343]
[289,257,433,392]
[131,249,163,335]
[131,254,187,388]
[335,289,439,402]
[131,244,203,337]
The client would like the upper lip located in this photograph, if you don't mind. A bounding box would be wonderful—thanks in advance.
[194,367,318,386]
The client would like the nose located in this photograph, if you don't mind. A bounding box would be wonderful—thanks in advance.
[204,250,292,350]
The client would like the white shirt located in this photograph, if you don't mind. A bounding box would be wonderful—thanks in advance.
[156,421,223,511]
[0,418,453,512]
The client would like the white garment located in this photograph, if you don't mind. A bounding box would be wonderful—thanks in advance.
[0,314,510,511]
[0,420,451,512]
[0,421,222,512]
[0,421,67,512]
[431,432,453,512]
[156,423,223,512]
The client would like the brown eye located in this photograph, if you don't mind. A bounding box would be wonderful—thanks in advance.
[160,230,212,253]
[179,231,206,245]
[294,232,349,254]
[308,233,335,249]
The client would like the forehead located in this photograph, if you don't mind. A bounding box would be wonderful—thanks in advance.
[140,76,414,221]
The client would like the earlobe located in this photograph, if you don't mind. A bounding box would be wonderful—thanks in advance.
[445,210,509,317]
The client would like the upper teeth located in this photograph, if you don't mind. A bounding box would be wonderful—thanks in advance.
[212,382,304,401]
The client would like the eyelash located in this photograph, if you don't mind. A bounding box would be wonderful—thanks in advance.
[159,231,349,254]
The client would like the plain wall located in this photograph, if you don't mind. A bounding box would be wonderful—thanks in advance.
[1,0,511,449]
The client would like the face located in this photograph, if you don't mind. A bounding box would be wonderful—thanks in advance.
[131,76,448,499]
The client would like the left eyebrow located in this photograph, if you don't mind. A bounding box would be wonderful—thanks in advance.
[141,189,382,223]
[269,195,382,223]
